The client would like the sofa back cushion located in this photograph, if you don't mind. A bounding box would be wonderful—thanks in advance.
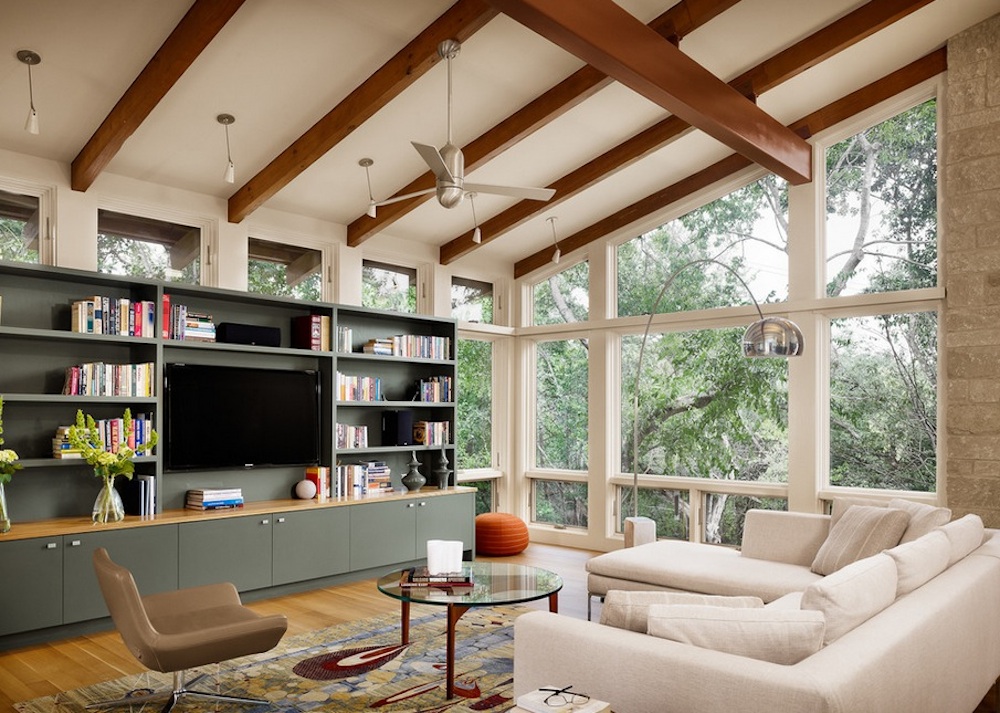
[888,498,951,543]
[810,505,909,575]
[937,513,985,566]
[740,510,832,566]
[801,553,897,644]
[883,529,951,597]
[646,605,825,665]
[600,590,763,633]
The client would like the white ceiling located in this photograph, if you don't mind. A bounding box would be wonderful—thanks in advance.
[1,0,998,273]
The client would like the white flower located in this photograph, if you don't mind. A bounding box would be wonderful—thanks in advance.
[0,449,19,464]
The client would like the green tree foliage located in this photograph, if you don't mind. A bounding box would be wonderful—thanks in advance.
[0,217,38,262]
[536,338,589,470]
[456,339,492,470]
[247,259,321,300]
[98,235,199,283]
[362,264,416,312]
[534,261,589,325]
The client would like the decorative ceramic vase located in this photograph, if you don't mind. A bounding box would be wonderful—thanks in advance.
[401,451,425,492]
[0,482,10,533]
[93,476,125,524]
[432,448,451,489]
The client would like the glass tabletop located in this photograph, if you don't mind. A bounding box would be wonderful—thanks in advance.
[377,561,563,606]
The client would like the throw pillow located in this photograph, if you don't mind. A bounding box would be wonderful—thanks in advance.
[811,505,909,575]
[801,553,897,644]
[829,496,886,528]
[646,604,825,665]
[936,513,985,566]
[600,590,763,633]
[888,498,951,543]
[883,530,951,596]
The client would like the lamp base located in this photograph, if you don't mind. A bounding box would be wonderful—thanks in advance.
[624,516,656,548]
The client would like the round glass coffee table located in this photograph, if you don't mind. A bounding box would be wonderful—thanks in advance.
[377,561,563,699]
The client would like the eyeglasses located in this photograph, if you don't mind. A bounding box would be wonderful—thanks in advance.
[540,685,590,708]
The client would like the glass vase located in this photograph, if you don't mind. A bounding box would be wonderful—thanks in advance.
[93,476,125,524]
[0,482,10,533]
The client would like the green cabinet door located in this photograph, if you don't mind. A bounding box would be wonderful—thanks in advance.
[63,525,179,624]
[272,508,350,585]
[0,536,63,636]
[179,515,273,592]
[415,492,476,558]
[349,500,417,571]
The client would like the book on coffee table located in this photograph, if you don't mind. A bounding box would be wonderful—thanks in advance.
[516,685,610,713]
[398,566,473,588]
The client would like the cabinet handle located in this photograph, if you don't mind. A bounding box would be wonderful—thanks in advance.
[261,519,270,525]
[418,501,427,507]
[70,540,82,547]
[45,542,58,550]
[277,517,286,524]
[406,503,415,508]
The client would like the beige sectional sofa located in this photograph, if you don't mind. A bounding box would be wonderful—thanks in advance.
[513,503,1000,713]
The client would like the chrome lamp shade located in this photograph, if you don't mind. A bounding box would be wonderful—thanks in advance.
[742,317,804,358]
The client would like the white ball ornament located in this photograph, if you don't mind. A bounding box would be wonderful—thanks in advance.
[295,479,318,499]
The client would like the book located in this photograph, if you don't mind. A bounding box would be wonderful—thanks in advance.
[516,687,610,713]
[399,566,472,588]
[292,314,324,350]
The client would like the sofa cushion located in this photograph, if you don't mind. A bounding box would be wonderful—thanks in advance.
[936,513,985,566]
[646,604,826,665]
[586,540,822,602]
[888,498,952,543]
[600,590,763,632]
[801,552,897,644]
[829,496,886,527]
[883,530,951,596]
[811,505,909,575]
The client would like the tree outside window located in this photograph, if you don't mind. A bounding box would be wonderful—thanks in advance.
[98,210,200,284]
[457,338,492,470]
[452,277,493,323]
[534,261,589,325]
[536,338,588,470]
[247,237,321,301]
[533,479,587,528]
[362,260,416,313]
[0,189,40,264]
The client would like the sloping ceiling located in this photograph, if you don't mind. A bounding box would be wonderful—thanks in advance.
[1,0,997,277]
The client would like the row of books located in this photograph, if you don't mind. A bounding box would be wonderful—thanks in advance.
[51,413,155,458]
[335,460,393,497]
[337,372,383,402]
[336,423,369,449]
[415,376,453,403]
[61,362,155,397]
[185,488,244,510]
[413,420,450,447]
[337,326,353,353]
[165,300,216,342]
[304,466,330,499]
[70,296,157,338]
[360,334,451,360]
[291,314,332,351]
[123,475,157,517]
[398,565,473,589]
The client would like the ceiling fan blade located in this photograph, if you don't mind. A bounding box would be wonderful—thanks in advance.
[411,142,454,182]
[463,182,556,202]
[375,187,438,208]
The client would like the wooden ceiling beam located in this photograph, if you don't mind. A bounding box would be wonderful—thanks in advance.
[443,0,938,264]
[488,0,812,184]
[71,0,246,192]
[513,48,946,278]
[346,0,740,246]
[227,0,498,224]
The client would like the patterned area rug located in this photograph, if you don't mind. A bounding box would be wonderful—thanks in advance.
[15,606,529,713]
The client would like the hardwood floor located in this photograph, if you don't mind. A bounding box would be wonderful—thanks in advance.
[0,544,597,712]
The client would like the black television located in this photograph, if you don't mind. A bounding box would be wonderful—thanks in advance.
[165,363,321,470]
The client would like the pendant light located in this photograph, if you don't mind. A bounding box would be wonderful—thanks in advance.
[469,192,482,243]
[17,50,41,135]
[547,216,560,264]
[217,114,236,184]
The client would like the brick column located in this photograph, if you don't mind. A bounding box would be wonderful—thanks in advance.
[944,12,1000,525]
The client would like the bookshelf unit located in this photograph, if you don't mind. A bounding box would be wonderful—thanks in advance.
[0,261,469,647]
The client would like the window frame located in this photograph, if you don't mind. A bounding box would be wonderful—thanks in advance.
[0,177,53,265]
[246,227,332,302]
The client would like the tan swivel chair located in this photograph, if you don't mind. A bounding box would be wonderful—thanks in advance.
[90,547,288,712]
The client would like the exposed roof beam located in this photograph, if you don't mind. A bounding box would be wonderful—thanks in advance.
[443,0,937,264]
[227,0,498,224]
[346,0,739,246]
[488,0,811,184]
[513,48,946,278]
[71,0,246,192]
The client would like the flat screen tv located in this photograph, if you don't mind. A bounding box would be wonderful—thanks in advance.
[165,363,321,470]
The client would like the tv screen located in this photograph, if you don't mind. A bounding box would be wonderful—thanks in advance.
[165,363,321,470]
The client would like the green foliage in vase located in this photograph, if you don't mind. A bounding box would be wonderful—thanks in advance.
[0,397,22,485]
[67,408,159,481]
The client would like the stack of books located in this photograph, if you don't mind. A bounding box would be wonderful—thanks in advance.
[52,425,81,459]
[186,488,244,510]
[165,298,216,342]
[516,687,610,713]
[362,337,395,355]
[336,423,368,449]
[398,566,473,589]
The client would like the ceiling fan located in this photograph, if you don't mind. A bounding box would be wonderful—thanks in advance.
[363,39,555,223]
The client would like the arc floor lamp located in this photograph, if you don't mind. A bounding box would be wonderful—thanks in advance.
[625,258,804,546]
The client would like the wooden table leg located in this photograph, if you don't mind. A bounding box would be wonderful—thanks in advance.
[445,604,471,699]
[549,591,559,613]
[400,600,410,645]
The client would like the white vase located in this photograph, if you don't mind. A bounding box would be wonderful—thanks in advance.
[93,477,125,524]
[0,482,10,533]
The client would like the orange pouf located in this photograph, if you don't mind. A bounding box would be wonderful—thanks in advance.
[475,513,530,556]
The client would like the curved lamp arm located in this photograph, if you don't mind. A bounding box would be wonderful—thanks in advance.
[629,257,803,520]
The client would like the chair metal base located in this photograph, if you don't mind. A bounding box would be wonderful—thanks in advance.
[87,670,268,713]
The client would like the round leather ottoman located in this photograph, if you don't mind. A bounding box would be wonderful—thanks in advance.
[475,512,529,556]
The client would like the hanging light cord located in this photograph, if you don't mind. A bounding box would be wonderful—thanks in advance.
[224,123,233,165]
[364,162,375,203]
[26,62,36,114]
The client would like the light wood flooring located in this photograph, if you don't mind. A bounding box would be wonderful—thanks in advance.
[0,544,596,712]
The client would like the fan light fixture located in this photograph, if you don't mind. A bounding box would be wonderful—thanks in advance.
[17,50,41,135]
[626,258,804,542]
[217,114,236,184]
[547,216,560,264]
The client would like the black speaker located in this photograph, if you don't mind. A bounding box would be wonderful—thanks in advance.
[382,410,414,446]
[216,322,281,347]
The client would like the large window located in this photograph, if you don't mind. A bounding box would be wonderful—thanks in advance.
[98,210,200,283]
[534,261,589,325]
[0,188,40,264]
[248,237,321,300]
[362,260,415,313]
[536,338,588,470]
[457,338,493,470]
[452,277,493,324]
